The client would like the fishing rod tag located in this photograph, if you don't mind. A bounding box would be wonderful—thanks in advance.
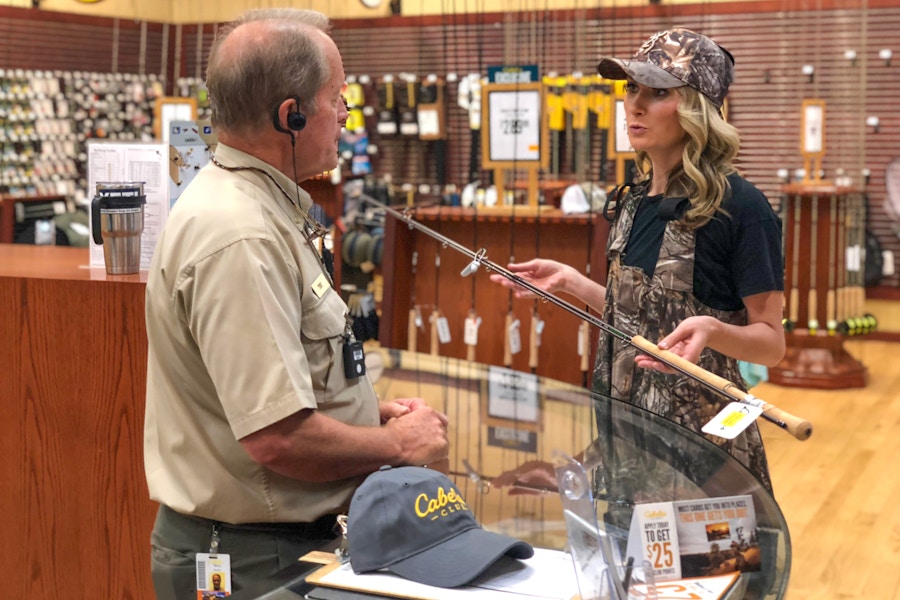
[464,315,482,346]
[436,314,452,344]
[508,319,522,355]
[701,402,763,440]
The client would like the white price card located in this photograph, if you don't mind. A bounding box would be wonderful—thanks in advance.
[701,402,763,440]
[464,315,482,346]
[508,318,522,355]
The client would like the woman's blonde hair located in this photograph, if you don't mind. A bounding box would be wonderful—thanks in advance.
[632,86,741,228]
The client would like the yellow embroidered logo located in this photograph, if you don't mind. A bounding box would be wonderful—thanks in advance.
[415,486,470,520]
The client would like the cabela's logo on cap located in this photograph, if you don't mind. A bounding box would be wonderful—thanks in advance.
[415,485,470,519]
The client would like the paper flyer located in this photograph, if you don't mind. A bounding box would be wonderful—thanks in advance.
[628,495,760,582]
[87,140,169,270]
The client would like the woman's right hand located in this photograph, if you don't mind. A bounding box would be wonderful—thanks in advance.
[488,259,568,299]
[491,460,558,496]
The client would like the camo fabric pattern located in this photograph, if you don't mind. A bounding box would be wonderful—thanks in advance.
[597,28,734,107]
[592,186,772,492]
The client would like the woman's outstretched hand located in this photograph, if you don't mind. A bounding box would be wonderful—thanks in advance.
[491,460,558,496]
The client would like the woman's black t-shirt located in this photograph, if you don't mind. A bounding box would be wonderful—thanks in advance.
[622,173,784,311]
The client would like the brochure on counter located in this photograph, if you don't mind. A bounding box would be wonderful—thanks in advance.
[627,494,760,585]
[632,572,740,600]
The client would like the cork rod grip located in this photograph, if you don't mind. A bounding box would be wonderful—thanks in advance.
[630,335,813,441]
[579,322,590,373]
[789,288,799,324]
[826,289,836,325]
[808,288,818,328]
[466,309,477,362]
[407,308,418,353]
[528,311,539,370]
[503,313,513,367]
[430,313,440,357]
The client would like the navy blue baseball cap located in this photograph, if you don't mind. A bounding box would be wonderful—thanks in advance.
[347,465,534,588]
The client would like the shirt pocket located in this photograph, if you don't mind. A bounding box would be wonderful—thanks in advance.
[299,288,348,402]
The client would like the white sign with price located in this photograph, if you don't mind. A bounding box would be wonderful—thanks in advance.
[487,88,542,162]
[486,365,539,422]
[630,501,682,582]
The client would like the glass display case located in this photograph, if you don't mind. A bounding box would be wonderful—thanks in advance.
[232,347,790,600]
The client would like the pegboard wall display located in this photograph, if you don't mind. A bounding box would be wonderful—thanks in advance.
[0,69,163,200]
[2,2,900,291]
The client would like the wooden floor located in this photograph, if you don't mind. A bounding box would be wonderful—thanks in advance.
[756,339,900,600]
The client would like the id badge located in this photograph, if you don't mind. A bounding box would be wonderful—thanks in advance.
[196,553,231,598]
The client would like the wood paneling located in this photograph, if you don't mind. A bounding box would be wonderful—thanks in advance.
[0,246,155,599]
[0,6,167,75]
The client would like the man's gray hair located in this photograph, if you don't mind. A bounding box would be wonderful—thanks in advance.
[206,8,333,134]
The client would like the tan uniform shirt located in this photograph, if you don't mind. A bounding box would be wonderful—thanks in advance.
[144,143,379,524]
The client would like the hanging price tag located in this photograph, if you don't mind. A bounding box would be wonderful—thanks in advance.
[533,316,545,347]
[436,315,452,344]
[701,402,763,440]
[508,318,522,355]
[464,315,482,346]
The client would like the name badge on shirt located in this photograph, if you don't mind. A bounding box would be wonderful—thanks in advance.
[311,273,331,298]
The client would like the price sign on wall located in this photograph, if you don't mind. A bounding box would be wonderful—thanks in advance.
[481,82,548,170]
[801,99,826,157]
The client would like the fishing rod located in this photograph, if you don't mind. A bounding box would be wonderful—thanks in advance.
[364,196,813,442]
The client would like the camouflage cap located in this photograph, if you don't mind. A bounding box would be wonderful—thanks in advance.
[597,28,734,107]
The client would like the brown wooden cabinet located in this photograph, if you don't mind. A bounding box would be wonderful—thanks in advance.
[0,245,156,599]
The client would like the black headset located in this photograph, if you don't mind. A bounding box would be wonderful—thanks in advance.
[272,95,307,136]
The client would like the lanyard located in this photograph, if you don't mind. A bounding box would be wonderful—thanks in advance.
[209,156,333,285]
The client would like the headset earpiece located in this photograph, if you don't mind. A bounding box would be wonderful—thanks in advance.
[287,107,307,131]
[272,95,307,137]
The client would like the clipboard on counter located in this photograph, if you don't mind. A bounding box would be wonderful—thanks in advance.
[304,547,580,600]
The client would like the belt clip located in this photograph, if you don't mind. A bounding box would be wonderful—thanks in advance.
[209,523,221,554]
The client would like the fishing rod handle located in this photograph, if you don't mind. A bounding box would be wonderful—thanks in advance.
[630,335,813,441]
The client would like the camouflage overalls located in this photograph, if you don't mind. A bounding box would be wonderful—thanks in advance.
[592,185,772,493]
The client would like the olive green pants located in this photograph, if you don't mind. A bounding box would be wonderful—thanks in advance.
[150,505,338,600]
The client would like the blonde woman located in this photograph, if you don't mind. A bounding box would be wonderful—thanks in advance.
[491,29,784,491]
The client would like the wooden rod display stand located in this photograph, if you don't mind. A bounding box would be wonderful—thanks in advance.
[768,183,867,389]
[378,207,608,386]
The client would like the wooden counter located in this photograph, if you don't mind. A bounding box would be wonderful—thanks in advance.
[0,244,156,599]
